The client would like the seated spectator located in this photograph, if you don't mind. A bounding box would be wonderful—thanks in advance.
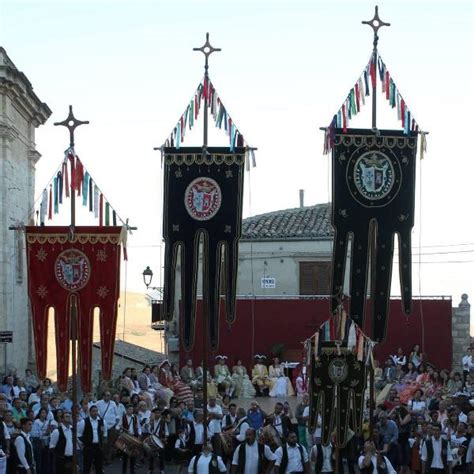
[408,344,424,369]
[24,369,38,394]
[391,347,407,367]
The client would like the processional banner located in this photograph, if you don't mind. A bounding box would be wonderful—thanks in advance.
[162,147,245,350]
[309,343,367,448]
[25,226,122,392]
[330,129,418,341]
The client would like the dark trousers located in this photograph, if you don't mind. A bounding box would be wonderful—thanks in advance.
[122,453,136,474]
[17,469,36,474]
[148,451,165,472]
[428,469,447,473]
[83,444,104,474]
[55,455,74,474]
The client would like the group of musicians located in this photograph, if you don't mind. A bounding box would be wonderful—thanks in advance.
[108,397,311,474]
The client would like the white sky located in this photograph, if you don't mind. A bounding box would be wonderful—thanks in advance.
[1,0,473,306]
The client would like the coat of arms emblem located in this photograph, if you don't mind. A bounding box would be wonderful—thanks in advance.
[353,151,395,201]
[55,249,91,291]
[328,358,349,384]
[184,177,222,221]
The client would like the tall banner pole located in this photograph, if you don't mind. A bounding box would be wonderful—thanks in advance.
[54,106,89,474]
[193,33,221,442]
[362,5,390,438]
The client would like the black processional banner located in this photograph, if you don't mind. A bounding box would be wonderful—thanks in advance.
[162,147,245,350]
[331,129,418,341]
[310,345,367,448]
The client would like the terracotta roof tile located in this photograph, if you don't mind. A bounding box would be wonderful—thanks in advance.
[242,203,333,241]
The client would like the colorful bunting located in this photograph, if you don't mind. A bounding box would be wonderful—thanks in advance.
[323,54,426,156]
[162,76,253,164]
[35,147,124,228]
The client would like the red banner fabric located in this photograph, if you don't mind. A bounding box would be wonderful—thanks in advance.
[25,226,122,392]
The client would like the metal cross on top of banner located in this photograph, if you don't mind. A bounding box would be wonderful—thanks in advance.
[54,104,89,148]
[194,32,221,147]
[362,5,390,50]
[193,32,221,74]
[362,6,390,128]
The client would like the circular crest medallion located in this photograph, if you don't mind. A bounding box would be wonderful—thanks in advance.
[55,249,91,291]
[328,358,349,384]
[346,149,402,207]
[184,177,222,221]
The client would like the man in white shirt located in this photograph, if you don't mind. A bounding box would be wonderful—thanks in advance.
[77,405,107,474]
[231,427,275,474]
[15,417,36,473]
[188,443,227,473]
[190,410,207,455]
[207,397,223,438]
[49,412,74,473]
[95,390,118,464]
[358,441,396,473]
[235,408,251,443]
[421,423,453,472]
[274,431,309,474]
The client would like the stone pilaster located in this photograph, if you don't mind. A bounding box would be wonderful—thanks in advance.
[452,294,471,371]
[0,47,51,376]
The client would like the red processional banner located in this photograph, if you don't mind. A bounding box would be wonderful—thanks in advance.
[25,226,123,392]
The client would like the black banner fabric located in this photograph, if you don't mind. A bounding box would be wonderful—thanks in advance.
[331,129,418,341]
[162,147,245,350]
[309,348,367,448]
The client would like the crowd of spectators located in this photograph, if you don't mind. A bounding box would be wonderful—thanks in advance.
[0,344,473,473]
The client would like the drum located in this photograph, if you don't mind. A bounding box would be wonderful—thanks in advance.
[115,432,143,457]
[143,434,165,454]
[216,432,234,457]
[261,425,282,451]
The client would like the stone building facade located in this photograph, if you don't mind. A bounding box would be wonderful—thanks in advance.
[0,48,51,375]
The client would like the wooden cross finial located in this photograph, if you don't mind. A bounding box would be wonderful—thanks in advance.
[54,105,89,147]
[362,5,390,50]
[193,32,221,73]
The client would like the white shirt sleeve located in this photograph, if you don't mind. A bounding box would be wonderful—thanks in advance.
[49,429,59,449]
[264,444,276,461]
[231,445,240,466]
[77,419,85,438]
[421,441,427,461]
[274,447,283,466]
[3,422,10,440]
[188,456,196,473]
[301,445,309,463]
[217,455,227,472]
[14,436,29,470]
[236,422,249,442]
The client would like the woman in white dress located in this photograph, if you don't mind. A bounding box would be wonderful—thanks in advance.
[269,358,295,397]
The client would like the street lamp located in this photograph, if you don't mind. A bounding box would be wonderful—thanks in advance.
[142,266,153,289]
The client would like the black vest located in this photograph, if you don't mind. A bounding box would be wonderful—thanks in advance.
[192,453,220,474]
[280,444,305,473]
[18,433,35,468]
[235,442,265,474]
[54,426,68,457]
[359,455,389,474]
[315,444,334,473]
[425,438,449,469]
[81,417,104,447]
[0,421,6,451]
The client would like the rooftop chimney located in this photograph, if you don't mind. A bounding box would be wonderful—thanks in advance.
[299,189,304,208]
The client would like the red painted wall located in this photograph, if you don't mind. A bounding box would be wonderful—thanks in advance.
[180,298,453,371]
